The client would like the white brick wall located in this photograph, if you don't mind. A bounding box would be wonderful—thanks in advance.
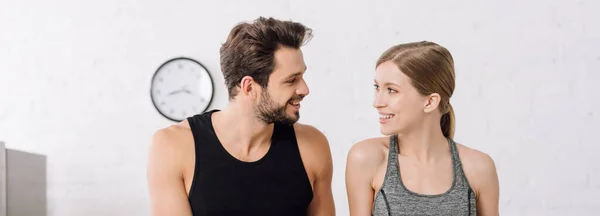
[1,0,599,215]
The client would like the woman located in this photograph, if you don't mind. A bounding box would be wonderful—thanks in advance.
[345,41,499,216]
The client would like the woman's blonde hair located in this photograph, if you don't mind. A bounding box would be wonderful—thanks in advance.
[376,41,456,139]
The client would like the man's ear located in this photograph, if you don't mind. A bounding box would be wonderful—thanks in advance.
[423,93,441,113]
[239,76,258,99]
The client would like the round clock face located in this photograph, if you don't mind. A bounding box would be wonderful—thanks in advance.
[150,57,214,122]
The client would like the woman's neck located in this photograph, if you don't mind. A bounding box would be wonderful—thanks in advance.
[396,121,449,164]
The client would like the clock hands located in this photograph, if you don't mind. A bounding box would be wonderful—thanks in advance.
[168,85,194,96]
[181,85,192,95]
[168,89,183,96]
[166,84,206,103]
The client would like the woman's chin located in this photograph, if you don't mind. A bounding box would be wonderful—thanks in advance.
[380,126,398,136]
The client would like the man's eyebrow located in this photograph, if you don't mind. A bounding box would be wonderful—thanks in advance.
[285,72,303,80]
[283,66,307,80]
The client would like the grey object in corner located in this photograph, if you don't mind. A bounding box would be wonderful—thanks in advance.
[0,141,47,216]
[0,141,6,216]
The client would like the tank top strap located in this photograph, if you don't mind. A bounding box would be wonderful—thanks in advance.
[187,110,219,129]
[385,135,400,181]
[447,137,469,188]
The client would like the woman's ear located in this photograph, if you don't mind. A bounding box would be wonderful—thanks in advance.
[424,93,441,113]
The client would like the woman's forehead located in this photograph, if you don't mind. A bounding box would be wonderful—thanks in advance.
[375,63,410,86]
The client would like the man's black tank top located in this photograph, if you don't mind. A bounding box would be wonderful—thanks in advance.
[186,110,314,216]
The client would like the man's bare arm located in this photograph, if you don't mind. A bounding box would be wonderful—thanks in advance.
[297,125,335,216]
[147,128,193,216]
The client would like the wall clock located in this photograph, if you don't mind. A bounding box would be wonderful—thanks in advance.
[150,57,214,122]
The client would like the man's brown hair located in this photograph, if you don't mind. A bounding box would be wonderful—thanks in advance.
[220,17,313,99]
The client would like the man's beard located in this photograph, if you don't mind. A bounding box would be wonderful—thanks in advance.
[255,90,302,125]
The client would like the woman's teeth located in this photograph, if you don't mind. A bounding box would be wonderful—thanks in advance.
[379,114,394,119]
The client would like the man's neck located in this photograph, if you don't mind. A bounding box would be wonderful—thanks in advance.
[211,102,275,156]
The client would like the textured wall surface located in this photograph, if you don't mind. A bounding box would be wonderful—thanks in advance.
[1,0,599,215]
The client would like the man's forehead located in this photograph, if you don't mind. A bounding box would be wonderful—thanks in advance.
[271,63,307,78]
[272,47,306,75]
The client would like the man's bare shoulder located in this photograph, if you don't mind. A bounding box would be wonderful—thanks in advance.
[346,137,389,170]
[151,120,193,148]
[293,123,331,160]
[455,143,498,195]
[293,123,332,178]
[148,120,195,169]
[293,123,328,148]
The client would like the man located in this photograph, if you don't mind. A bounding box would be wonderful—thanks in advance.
[147,17,335,216]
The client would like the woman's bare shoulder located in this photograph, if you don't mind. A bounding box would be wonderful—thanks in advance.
[346,137,390,170]
[456,143,499,195]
